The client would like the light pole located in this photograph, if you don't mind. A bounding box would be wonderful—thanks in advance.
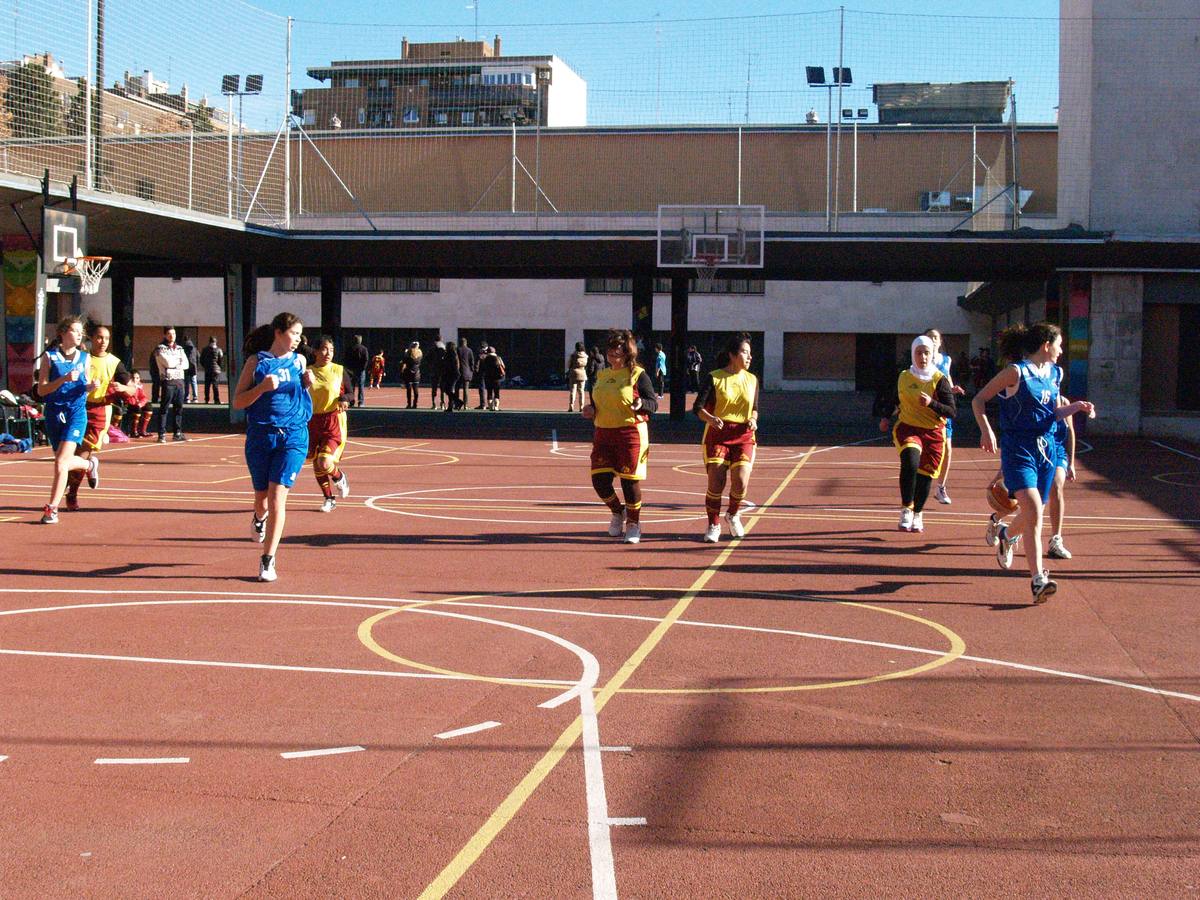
[841,106,868,213]
[221,73,263,218]
[806,65,851,231]
[179,117,194,210]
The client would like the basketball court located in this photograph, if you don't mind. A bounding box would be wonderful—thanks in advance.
[1,427,1197,896]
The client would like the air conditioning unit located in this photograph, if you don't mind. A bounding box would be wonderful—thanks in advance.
[920,190,952,211]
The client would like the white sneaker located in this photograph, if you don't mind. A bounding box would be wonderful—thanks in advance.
[985,514,1002,547]
[607,509,625,537]
[320,497,336,513]
[1031,569,1057,604]
[1047,535,1072,560]
[258,555,277,582]
[86,455,100,489]
[898,507,914,531]
[725,513,745,538]
[935,484,951,504]
[996,526,1019,570]
[911,512,924,532]
[336,473,350,498]
[252,512,268,543]
[624,523,641,544]
[703,523,721,543]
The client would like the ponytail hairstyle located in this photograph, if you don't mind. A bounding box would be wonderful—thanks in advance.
[243,311,303,356]
[998,322,1061,363]
[724,331,752,360]
[56,314,85,336]
[605,329,639,386]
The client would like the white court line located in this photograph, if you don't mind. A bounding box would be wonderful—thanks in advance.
[95,757,190,765]
[607,817,646,826]
[600,746,632,753]
[551,428,558,452]
[811,506,1200,524]
[0,755,7,763]
[1152,440,1200,462]
[435,721,502,740]
[281,745,365,759]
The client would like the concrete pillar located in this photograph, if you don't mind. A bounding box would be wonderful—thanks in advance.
[319,269,342,354]
[631,273,653,352]
[1087,273,1142,434]
[669,275,688,420]
[110,269,135,370]
[223,263,256,424]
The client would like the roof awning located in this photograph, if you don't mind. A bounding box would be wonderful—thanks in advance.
[958,280,1046,315]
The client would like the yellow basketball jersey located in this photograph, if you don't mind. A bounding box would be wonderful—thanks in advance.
[706,368,757,423]
[308,363,345,414]
[896,370,946,430]
[592,365,646,429]
[86,353,121,403]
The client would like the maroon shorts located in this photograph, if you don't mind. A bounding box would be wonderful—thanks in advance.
[893,420,946,478]
[82,403,110,452]
[591,423,649,480]
[306,410,347,461]
[702,421,756,467]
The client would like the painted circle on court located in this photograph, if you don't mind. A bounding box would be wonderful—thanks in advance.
[359,587,966,695]
[365,485,716,525]
[1152,471,1200,488]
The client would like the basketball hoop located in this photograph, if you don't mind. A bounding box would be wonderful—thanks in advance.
[65,256,112,295]
[694,254,720,290]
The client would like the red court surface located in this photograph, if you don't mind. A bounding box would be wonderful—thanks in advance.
[1,427,1198,897]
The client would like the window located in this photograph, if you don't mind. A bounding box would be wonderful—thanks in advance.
[402,106,420,124]
[435,111,448,125]
[344,78,359,88]
[302,109,315,125]
[469,73,480,85]
[274,277,441,294]
[461,111,475,125]
[584,277,765,295]
[378,78,389,88]
[419,77,430,87]
[357,107,366,125]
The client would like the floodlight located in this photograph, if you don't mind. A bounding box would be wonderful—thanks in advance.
[842,108,853,118]
[221,74,239,94]
[857,108,869,118]
[833,67,852,85]
[805,66,826,86]
[245,74,264,94]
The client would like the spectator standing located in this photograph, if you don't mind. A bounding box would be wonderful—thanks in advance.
[686,345,704,393]
[147,345,161,405]
[653,342,668,397]
[480,345,506,410]
[586,345,604,392]
[401,341,423,409]
[369,349,386,390]
[440,341,460,412]
[429,341,445,410]
[455,337,475,411]
[182,337,199,403]
[154,326,188,442]
[345,335,369,406]
[474,342,490,409]
[199,336,224,403]
[566,341,589,412]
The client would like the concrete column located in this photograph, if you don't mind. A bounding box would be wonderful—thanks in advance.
[319,269,342,354]
[110,269,135,370]
[1087,273,1142,434]
[631,273,653,352]
[223,263,256,424]
[669,275,688,420]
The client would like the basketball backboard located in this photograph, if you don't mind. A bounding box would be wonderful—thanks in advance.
[656,204,764,269]
[42,208,88,275]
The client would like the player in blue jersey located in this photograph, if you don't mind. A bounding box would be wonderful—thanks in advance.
[972,323,1095,604]
[36,316,101,523]
[923,329,965,505]
[1045,390,1077,560]
[233,312,313,582]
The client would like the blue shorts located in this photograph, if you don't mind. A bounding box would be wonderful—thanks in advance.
[944,417,954,440]
[1053,439,1068,470]
[44,404,87,450]
[245,425,309,491]
[1000,432,1056,503]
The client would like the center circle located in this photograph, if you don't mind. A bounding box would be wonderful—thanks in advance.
[358,587,965,695]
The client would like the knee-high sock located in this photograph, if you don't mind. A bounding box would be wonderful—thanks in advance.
[705,490,723,525]
[620,479,643,525]
[913,473,933,513]
[899,447,920,508]
[727,487,745,517]
[592,473,623,514]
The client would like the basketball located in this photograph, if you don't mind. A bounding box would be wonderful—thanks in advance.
[987,474,1018,515]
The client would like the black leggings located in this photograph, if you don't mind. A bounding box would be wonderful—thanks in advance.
[899,447,933,512]
[591,473,641,508]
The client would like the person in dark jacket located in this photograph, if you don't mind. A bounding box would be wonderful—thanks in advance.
[401,341,423,409]
[455,337,475,411]
[199,336,224,403]
[428,341,445,410]
[345,335,369,406]
[182,338,199,403]
[440,343,460,412]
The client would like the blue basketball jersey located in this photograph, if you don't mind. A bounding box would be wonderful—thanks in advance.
[246,351,312,429]
[43,347,90,409]
[998,360,1061,437]
[1053,367,1069,445]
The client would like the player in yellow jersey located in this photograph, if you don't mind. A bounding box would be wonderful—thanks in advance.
[875,335,957,533]
[582,329,659,544]
[306,336,351,512]
[693,333,759,542]
[65,324,135,511]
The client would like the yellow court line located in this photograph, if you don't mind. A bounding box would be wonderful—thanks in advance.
[417,446,817,900]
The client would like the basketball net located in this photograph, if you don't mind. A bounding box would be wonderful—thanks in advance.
[67,256,113,295]
[694,254,720,290]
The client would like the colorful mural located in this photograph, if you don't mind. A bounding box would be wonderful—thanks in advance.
[3,243,39,393]
[1066,273,1090,399]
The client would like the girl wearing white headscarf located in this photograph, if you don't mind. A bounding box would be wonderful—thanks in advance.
[874,335,957,533]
